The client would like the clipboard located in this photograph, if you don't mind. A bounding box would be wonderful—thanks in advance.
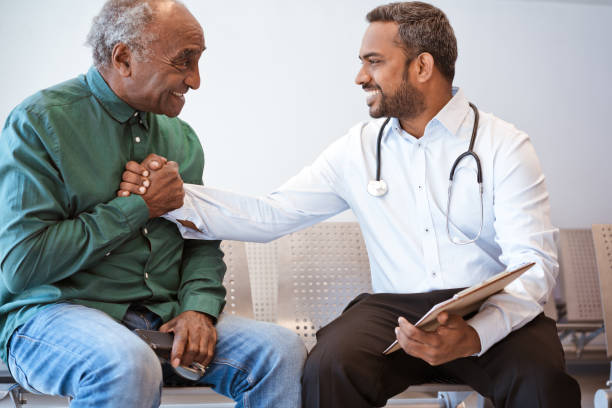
[382,262,535,355]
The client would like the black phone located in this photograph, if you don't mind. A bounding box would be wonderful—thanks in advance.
[134,329,206,381]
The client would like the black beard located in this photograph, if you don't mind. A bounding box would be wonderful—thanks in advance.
[369,77,426,120]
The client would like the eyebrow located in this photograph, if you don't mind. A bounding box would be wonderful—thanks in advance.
[359,52,384,61]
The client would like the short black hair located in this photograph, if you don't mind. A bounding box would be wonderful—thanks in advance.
[367,2,458,82]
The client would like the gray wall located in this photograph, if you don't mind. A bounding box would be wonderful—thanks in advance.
[1,0,610,228]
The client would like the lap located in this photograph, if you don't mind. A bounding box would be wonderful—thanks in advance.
[309,292,567,400]
[8,303,159,395]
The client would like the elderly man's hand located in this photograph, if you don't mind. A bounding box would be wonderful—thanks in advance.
[395,312,481,366]
[117,153,183,218]
[159,310,217,369]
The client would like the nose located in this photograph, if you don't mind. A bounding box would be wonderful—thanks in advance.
[355,64,370,87]
[185,63,201,90]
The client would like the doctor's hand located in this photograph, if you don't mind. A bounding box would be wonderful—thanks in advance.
[159,310,217,369]
[395,312,481,366]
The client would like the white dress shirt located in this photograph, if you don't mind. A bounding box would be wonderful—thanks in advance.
[166,88,558,355]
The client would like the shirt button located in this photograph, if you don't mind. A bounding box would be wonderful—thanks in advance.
[432,272,437,277]
[134,136,141,143]
[425,228,430,233]
[105,252,111,257]
[145,272,149,279]
[133,112,139,117]
[418,185,423,190]
[143,227,148,235]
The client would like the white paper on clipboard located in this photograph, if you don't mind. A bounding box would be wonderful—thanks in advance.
[382,262,535,355]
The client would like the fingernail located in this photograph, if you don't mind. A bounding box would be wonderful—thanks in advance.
[172,358,180,367]
[121,191,129,197]
[143,180,150,187]
[151,161,159,168]
[139,186,146,193]
[142,170,149,177]
[398,317,402,324]
[395,327,399,336]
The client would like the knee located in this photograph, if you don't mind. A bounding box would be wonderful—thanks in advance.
[262,325,308,372]
[92,334,162,393]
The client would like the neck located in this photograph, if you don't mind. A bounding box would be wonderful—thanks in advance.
[399,86,453,138]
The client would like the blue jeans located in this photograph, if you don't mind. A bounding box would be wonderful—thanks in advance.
[7,303,306,407]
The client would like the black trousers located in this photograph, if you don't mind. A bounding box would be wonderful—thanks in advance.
[302,290,581,408]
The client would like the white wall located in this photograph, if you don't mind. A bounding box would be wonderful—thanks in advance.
[0,0,610,228]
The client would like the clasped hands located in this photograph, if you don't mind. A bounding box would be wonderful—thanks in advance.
[117,154,213,369]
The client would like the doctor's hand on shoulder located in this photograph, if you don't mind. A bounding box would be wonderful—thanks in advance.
[117,153,184,218]
[395,312,481,366]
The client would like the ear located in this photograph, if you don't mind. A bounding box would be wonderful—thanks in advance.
[414,52,435,83]
[111,43,132,77]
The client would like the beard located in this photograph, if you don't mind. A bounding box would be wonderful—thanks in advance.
[368,75,426,120]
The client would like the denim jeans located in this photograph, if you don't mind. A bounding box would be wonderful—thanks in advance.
[7,303,307,407]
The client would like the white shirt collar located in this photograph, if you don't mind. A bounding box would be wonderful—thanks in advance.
[385,87,471,143]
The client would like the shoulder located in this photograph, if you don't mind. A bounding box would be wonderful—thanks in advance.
[478,110,528,146]
[14,75,90,121]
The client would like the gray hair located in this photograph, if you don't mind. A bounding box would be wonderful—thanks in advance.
[86,0,178,69]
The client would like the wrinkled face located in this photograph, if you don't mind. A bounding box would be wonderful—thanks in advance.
[126,3,205,117]
[355,22,425,120]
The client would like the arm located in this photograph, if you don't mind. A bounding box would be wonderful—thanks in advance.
[121,137,352,242]
[0,112,150,293]
[466,129,558,355]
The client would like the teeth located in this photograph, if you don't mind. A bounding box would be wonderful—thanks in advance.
[170,91,184,97]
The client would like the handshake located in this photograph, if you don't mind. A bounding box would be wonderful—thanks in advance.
[117,153,186,219]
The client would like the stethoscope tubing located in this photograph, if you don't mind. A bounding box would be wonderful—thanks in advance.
[371,102,484,245]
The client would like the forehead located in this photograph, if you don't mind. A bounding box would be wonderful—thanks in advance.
[152,3,205,54]
[359,21,404,57]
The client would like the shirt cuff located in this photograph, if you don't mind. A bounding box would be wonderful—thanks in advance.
[466,305,511,356]
[112,194,149,232]
[179,296,226,321]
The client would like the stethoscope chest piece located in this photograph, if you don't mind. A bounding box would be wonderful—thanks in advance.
[368,179,388,197]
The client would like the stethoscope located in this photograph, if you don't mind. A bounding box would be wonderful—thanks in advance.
[367,102,483,245]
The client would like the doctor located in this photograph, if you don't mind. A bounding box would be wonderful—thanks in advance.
[120,2,580,407]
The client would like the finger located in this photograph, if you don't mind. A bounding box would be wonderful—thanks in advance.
[398,317,437,346]
[166,161,179,171]
[120,181,147,195]
[396,326,431,360]
[122,169,148,186]
[200,328,217,367]
[125,161,149,178]
[437,311,450,326]
[142,154,168,171]
[117,190,130,197]
[170,330,187,368]
[159,321,174,333]
[181,330,200,367]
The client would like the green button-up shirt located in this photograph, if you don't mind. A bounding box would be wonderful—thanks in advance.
[0,67,226,363]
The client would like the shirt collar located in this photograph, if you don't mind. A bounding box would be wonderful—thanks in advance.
[384,87,471,142]
[431,87,471,137]
[86,66,139,124]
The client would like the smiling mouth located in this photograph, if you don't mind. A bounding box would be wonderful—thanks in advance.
[170,91,185,100]
[365,89,381,105]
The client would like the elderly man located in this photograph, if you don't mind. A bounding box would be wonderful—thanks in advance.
[0,1,305,407]
[122,2,581,407]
